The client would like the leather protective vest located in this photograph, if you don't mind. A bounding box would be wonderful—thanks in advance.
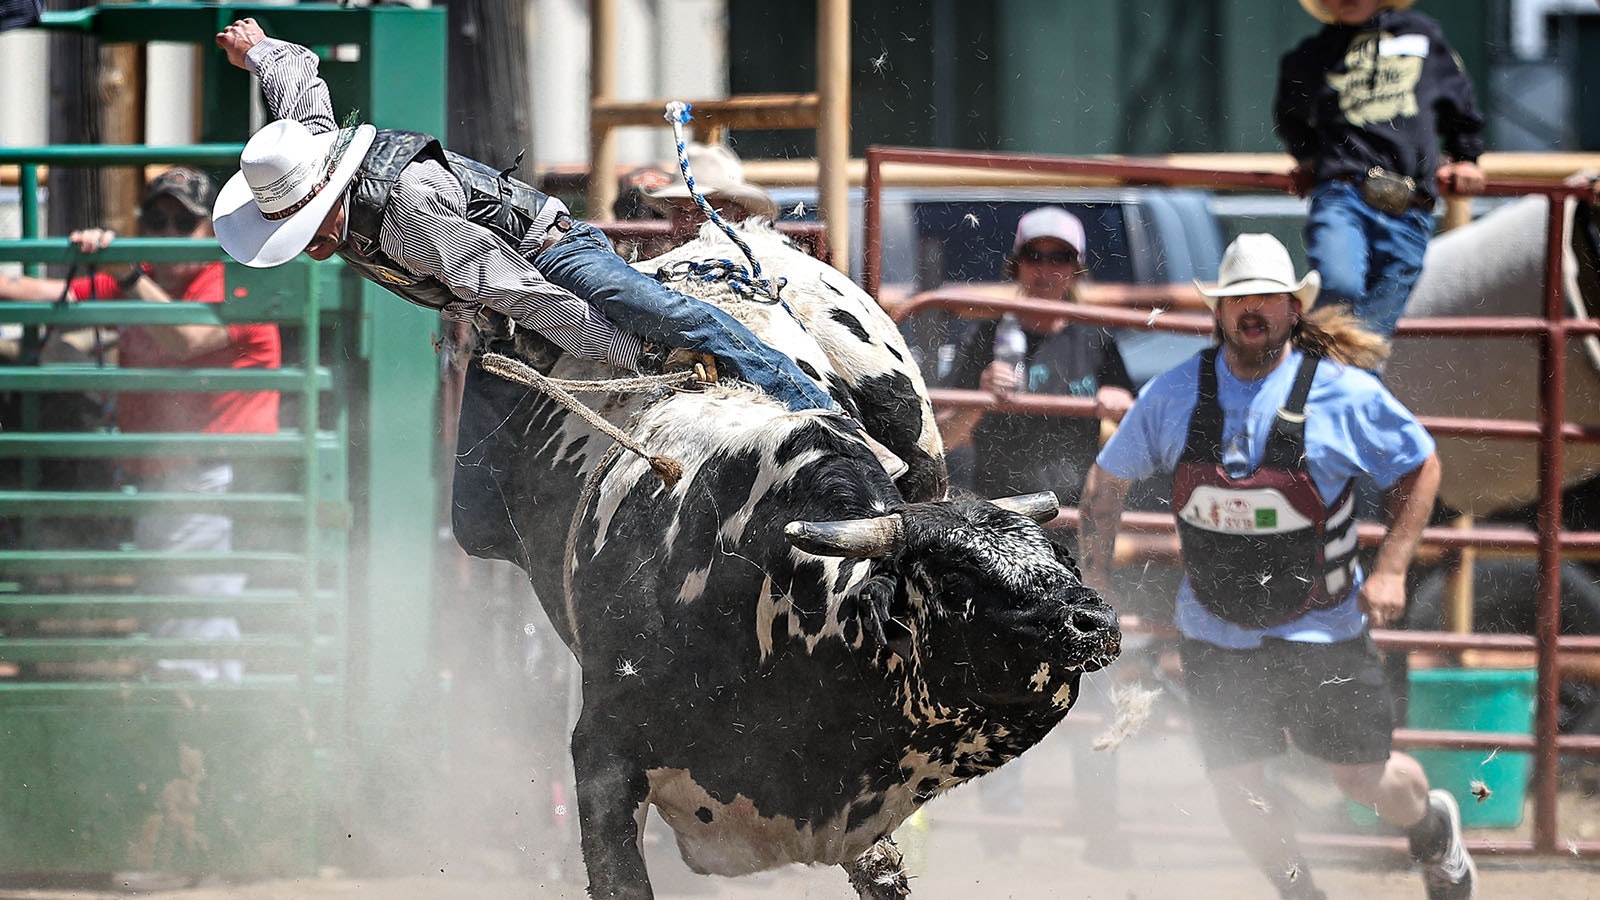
[1171,348,1358,628]
[338,130,552,311]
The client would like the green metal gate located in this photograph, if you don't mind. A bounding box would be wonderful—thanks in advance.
[0,2,449,876]
[0,225,349,875]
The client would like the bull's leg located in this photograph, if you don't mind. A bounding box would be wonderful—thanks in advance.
[571,718,653,900]
[843,836,910,899]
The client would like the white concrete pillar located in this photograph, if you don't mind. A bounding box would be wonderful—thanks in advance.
[529,0,727,169]
[0,29,50,147]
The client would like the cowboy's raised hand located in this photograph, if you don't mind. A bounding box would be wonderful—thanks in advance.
[216,18,265,70]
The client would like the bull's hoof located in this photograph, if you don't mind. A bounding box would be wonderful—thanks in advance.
[845,836,910,899]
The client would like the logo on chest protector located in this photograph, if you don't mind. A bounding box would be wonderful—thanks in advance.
[1179,485,1314,534]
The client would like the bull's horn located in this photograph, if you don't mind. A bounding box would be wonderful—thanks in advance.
[988,491,1060,523]
[784,515,905,558]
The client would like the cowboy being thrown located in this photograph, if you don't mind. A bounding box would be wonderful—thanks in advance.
[211,19,844,423]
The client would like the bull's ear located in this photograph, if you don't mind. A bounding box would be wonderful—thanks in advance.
[784,515,904,558]
[853,575,913,661]
[988,491,1060,523]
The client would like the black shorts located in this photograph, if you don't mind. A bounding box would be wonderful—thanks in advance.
[1180,635,1395,769]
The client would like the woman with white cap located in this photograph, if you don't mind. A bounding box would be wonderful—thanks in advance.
[211,19,834,416]
[938,206,1134,508]
[1078,233,1473,900]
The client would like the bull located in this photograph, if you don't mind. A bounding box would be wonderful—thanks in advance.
[452,223,1121,899]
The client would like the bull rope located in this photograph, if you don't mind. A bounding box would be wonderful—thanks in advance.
[660,101,786,304]
[480,351,687,487]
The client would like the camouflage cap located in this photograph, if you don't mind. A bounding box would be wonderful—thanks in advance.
[142,166,219,218]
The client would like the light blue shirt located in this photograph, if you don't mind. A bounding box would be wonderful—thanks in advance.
[1096,348,1436,648]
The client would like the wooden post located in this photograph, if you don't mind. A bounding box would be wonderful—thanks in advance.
[100,42,144,236]
[816,0,850,274]
[588,0,618,221]
[1446,513,1476,633]
[1441,195,1472,232]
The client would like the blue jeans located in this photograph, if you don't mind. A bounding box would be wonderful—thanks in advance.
[1303,180,1434,339]
[534,222,838,412]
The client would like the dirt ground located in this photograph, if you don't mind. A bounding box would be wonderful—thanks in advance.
[5,697,1599,900]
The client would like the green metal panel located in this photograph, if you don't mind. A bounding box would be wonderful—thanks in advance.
[346,6,447,753]
[0,240,348,877]
[0,698,316,876]
[1216,0,1319,152]
[996,0,1121,154]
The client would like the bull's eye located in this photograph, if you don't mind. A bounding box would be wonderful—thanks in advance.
[935,570,976,598]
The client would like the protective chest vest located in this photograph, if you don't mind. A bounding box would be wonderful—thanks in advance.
[1171,348,1358,628]
[338,130,552,311]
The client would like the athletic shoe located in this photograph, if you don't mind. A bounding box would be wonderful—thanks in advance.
[1417,788,1477,900]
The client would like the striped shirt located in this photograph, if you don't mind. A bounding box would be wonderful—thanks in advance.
[246,38,642,370]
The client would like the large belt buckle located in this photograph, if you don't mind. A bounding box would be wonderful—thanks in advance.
[1360,166,1418,216]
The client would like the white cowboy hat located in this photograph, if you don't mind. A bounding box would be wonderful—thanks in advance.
[1194,233,1321,308]
[213,118,377,268]
[1298,0,1415,25]
[645,143,778,220]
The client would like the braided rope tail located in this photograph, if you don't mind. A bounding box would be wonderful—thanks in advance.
[662,101,784,303]
[480,352,688,487]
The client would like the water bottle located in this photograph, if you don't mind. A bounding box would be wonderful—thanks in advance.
[992,313,1029,393]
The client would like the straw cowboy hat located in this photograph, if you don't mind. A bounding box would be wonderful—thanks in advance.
[1298,0,1415,24]
[1194,233,1320,308]
[213,118,377,268]
[645,143,778,220]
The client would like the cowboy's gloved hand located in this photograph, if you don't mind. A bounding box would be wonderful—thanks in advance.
[216,18,266,70]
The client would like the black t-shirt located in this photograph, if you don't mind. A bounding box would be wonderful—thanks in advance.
[1273,8,1485,200]
[942,318,1133,505]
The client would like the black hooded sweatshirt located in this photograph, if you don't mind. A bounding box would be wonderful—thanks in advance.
[1274,7,1485,202]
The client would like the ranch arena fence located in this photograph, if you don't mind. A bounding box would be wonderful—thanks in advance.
[868,145,1600,859]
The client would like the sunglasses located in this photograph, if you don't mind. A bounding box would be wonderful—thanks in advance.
[139,207,200,234]
[1017,246,1079,265]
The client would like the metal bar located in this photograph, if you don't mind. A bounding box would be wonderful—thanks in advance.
[817,0,850,273]
[298,235,323,697]
[892,288,1600,339]
[0,681,307,705]
[0,367,330,392]
[591,94,820,131]
[1392,728,1536,753]
[0,301,289,327]
[0,636,306,663]
[587,0,617,221]
[1532,197,1571,851]
[0,143,243,165]
[0,591,314,617]
[0,490,308,516]
[0,236,227,263]
[0,432,328,458]
[0,550,306,575]
[1057,506,1600,555]
[863,147,884,297]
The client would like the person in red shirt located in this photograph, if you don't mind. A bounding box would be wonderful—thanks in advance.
[0,167,281,683]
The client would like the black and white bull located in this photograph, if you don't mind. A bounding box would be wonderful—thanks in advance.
[452,223,1121,899]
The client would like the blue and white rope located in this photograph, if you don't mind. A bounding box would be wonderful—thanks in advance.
[660,101,785,303]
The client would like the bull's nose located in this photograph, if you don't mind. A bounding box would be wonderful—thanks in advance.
[1068,601,1119,637]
